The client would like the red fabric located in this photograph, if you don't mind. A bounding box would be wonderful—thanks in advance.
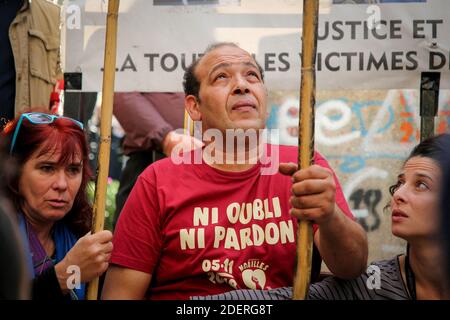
[111,144,353,299]
[49,79,64,113]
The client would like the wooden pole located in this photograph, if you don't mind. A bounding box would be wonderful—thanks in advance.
[86,0,120,300]
[293,0,319,300]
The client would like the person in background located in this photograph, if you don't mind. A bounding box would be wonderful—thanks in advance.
[2,111,113,300]
[0,0,62,128]
[112,92,202,228]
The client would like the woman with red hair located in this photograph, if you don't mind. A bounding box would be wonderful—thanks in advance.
[2,111,113,300]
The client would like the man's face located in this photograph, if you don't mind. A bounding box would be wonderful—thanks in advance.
[188,45,268,133]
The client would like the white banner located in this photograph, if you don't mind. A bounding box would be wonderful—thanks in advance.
[63,0,450,92]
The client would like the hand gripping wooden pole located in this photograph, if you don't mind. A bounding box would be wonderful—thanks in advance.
[86,0,120,300]
[293,0,319,300]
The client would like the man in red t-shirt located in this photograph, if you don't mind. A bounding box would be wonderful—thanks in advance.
[102,43,368,300]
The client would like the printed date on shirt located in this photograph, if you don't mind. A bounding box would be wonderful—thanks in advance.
[202,258,238,289]
[202,258,234,274]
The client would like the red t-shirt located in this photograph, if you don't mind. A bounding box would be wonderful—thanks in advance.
[111,144,353,299]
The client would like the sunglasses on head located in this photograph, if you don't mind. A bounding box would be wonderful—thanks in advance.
[9,112,84,155]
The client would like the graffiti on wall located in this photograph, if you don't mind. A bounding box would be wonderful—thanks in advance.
[269,89,450,259]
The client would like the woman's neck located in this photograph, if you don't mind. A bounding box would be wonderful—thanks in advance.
[407,240,450,300]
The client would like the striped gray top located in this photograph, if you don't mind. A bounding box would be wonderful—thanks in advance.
[191,256,410,300]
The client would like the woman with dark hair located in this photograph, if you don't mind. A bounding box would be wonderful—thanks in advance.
[193,134,450,300]
[1,111,113,300]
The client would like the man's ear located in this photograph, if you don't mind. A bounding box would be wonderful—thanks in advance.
[185,95,202,121]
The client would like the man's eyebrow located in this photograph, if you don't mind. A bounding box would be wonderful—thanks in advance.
[208,61,259,78]
[209,62,231,77]
[243,61,258,69]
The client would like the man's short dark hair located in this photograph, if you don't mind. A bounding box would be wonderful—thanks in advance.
[183,42,265,101]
